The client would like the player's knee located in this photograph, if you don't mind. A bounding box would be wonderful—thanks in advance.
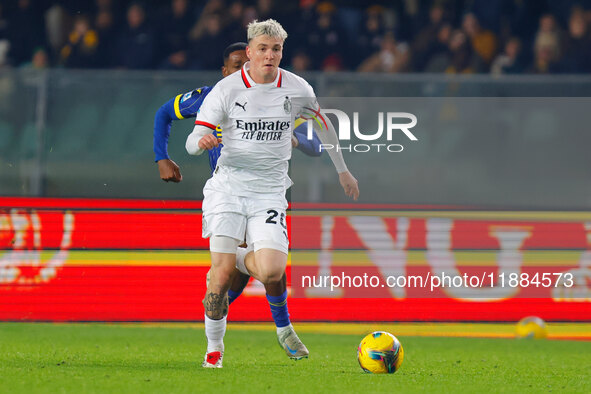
[208,266,234,292]
[258,265,284,284]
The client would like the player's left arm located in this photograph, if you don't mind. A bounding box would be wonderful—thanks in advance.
[186,84,226,155]
[313,112,359,200]
[301,84,359,200]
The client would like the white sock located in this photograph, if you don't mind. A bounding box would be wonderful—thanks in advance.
[277,323,293,336]
[235,246,252,275]
[205,314,227,353]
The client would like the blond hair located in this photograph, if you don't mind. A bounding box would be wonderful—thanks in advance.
[247,19,288,43]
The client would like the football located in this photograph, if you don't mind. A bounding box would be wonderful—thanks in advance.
[515,316,548,339]
[357,331,404,374]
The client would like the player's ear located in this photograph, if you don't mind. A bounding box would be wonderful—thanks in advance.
[246,45,251,59]
[221,65,228,77]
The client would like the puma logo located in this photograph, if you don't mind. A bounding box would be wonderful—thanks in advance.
[235,101,247,111]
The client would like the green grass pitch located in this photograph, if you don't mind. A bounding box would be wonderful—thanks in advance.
[0,323,590,393]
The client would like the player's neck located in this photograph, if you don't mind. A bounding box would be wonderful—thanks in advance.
[248,69,278,84]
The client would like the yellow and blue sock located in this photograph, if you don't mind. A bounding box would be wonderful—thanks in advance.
[266,290,290,328]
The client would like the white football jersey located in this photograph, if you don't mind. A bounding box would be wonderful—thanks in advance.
[195,61,318,195]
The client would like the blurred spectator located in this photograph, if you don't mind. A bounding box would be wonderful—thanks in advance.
[422,23,453,73]
[21,46,49,69]
[490,37,525,74]
[94,9,117,68]
[558,8,591,73]
[60,15,100,68]
[358,31,409,73]
[288,0,317,59]
[45,4,69,60]
[321,53,344,72]
[467,0,513,33]
[355,5,387,69]
[7,0,46,66]
[462,12,498,66]
[445,29,479,74]
[305,2,347,69]
[156,0,194,70]
[257,0,297,41]
[223,1,246,44]
[0,4,9,68]
[32,47,50,69]
[95,0,113,11]
[189,0,224,41]
[188,13,228,70]
[115,2,155,69]
[411,3,447,72]
[290,49,311,73]
[528,31,561,74]
[257,0,277,21]
[524,12,566,74]
[95,0,118,14]
[539,13,558,33]
[241,6,259,30]
[93,0,124,28]
[0,41,9,69]
[545,0,586,28]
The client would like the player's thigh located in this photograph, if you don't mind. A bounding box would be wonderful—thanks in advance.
[253,248,287,283]
[202,189,247,241]
[246,204,289,255]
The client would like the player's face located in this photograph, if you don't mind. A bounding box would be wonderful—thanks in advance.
[221,50,248,77]
[246,35,283,83]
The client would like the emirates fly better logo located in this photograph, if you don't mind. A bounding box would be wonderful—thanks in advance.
[301,107,418,153]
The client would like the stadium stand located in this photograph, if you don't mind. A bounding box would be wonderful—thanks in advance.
[1,1,591,74]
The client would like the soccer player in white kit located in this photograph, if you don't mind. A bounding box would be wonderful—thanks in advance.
[186,19,359,368]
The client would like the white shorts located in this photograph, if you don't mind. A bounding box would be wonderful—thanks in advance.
[202,185,289,254]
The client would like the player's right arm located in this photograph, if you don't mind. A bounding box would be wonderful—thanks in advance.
[186,83,227,155]
[186,126,219,155]
[154,87,211,181]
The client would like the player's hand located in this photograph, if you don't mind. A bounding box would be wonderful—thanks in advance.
[291,135,299,147]
[158,159,182,183]
[198,134,220,151]
[339,171,359,201]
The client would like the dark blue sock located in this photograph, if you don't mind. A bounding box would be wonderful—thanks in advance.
[266,290,290,328]
[228,289,242,305]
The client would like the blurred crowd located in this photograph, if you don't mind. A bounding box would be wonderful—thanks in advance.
[1,0,591,74]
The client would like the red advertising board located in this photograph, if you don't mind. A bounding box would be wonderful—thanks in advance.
[0,197,589,321]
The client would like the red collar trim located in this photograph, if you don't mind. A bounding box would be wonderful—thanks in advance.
[241,67,251,88]
[241,64,282,88]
